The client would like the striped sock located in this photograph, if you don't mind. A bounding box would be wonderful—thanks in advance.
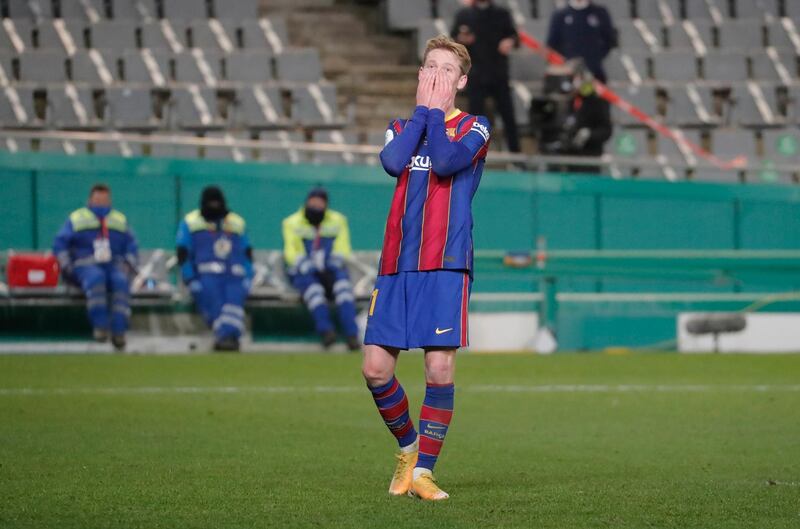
[368,376,417,448]
[417,383,455,471]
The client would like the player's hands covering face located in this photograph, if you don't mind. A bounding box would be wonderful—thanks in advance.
[416,68,436,108]
[429,70,455,113]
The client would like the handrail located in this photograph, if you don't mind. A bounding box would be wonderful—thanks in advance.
[0,128,796,176]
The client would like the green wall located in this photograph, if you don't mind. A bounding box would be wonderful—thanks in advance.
[3,150,800,258]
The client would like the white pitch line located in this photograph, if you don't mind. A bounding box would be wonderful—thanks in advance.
[0,384,799,397]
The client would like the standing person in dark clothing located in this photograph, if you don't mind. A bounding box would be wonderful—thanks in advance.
[451,0,520,152]
[546,0,617,83]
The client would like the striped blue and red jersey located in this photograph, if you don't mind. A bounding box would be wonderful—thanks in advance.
[378,106,491,276]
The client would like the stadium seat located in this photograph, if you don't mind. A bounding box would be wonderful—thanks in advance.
[162,0,209,21]
[386,0,431,31]
[88,20,138,50]
[223,50,274,83]
[730,0,778,18]
[311,130,358,165]
[104,86,166,130]
[633,0,665,20]
[711,128,758,159]
[655,129,701,180]
[274,48,322,83]
[140,21,182,51]
[236,18,289,53]
[119,49,169,85]
[4,0,51,19]
[663,85,720,127]
[147,132,201,159]
[17,50,68,81]
[606,128,650,178]
[652,50,699,82]
[765,22,798,51]
[762,128,800,165]
[172,85,227,130]
[202,131,251,162]
[36,137,85,155]
[45,83,101,129]
[605,49,648,84]
[611,85,659,127]
[290,83,340,126]
[100,0,147,20]
[667,20,714,52]
[750,49,796,84]
[602,0,632,20]
[260,130,307,163]
[173,49,222,86]
[189,19,236,52]
[71,49,116,84]
[231,85,287,129]
[0,85,40,127]
[32,20,84,51]
[529,0,553,19]
[616,20,651,50]
[717,21,765,51]
[701,52,749,83]
[93,137,138,157]
[210,0,259,21]
[1,19,34,51]
[729,83,784,127]
[55,0,99,20]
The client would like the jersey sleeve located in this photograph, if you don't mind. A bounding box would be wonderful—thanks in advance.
[426,110,491,176]
[282,216,306,268]
[379,106,429,177]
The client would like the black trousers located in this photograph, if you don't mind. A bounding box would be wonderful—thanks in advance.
[466,79,520,153]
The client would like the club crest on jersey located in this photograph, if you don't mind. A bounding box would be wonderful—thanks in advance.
[446,127,456,138]
[408,155,432,172]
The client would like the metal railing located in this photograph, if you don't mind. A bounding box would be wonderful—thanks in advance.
[1,128,797,179]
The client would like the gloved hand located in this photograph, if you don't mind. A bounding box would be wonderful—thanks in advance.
[188,279,203,294]
[571,127,592,150]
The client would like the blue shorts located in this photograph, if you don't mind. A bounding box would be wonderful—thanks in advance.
[364,270,471,350]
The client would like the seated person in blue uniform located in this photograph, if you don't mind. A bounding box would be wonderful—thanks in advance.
[282,187,360,351]
[53,183,139,351]
[176,186,253,352]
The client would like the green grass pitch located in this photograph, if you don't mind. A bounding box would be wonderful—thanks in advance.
[1,352,798,528]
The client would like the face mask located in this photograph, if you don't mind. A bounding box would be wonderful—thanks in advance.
[304,207,325,227]
[569,0,590,9]
[89,205,111,218]
[201,202,227,222]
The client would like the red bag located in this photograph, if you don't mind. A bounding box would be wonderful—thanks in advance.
[6,253,60,288]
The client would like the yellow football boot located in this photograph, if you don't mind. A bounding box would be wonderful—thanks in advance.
[408,471,449,501]
[388,449,418,496]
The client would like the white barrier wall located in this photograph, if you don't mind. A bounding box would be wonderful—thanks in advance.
[678,313,800,353]
[467,312,540,352]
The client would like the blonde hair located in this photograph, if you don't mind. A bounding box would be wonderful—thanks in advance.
[422,35,472,75]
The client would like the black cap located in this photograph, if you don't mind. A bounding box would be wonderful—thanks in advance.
[200,185,228,221]
[306,186,328,203]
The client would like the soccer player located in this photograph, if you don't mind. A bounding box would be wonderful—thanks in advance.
[361,35,490,501]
